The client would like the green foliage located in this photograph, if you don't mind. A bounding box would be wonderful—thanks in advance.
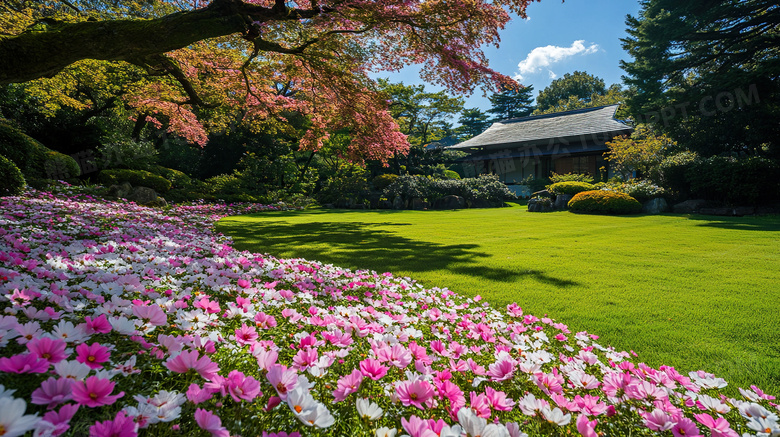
[96,136,158,171]
[383,174,515,205]
[203,173,244,195]
[651,151,699,197]
[596,180,667,203]
[520,176,551,193]
[548,181,595,196]
[0,119,82,180]
[535,71,607,114]
[622,0,780,160]
[685,156,780,205]
[372,174,398,191]
[606,125,675,178]
[316,165,370,204]
[455,108,491,140]
[99,169,172,193]
[549,172,594,184]
[533,84,626,116]
[443,169,461,180]
[0,154,25,196]
[0,119,33,167]
[487,86,534,120]
[568,190,643,215]
[150,165,191,188]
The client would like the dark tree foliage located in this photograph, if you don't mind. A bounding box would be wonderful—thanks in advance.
[455,108,491,140]
[486,85,534,120]
[621,0,780,159]
[535,71,605,113]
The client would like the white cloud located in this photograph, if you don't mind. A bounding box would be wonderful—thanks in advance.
[514,40,599,80]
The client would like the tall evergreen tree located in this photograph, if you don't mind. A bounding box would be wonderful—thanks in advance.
[535,71,606,113]
[621,0,780,158]
[487,86,535,120]
[455,108,491,140]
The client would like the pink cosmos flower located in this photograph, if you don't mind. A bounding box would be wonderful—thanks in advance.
[266,364,298,400]
[292,348,318,370]
[396,380,435,410]
[359,358,389,380]
[41,404,79,437]
[88,411,138,437]
[254,312,277,329]
[672,418,702,437]
[332,369,363,402]
[401,415,437,437]
[194,298,221,314]
[469,392,492,418]
[488,359,515,382]
[76,343,111,369]
[253,347,278,371]
[83,314,112,334]
[571,395,608,416]
[485,386,515,411]
[27,337,67,363]
[436,380,465,418]
[233,324,258,346]
[186,383,214,404]
[694,413,739,437]
[31,377,73,406]
[72,376,124,408]
[0,352,49,373]
[164,350,220,380]
[576,415,598,437]
[132,304,167,326]
[194,409,229,437]
[226,370,262,402]
[643,408,675,432]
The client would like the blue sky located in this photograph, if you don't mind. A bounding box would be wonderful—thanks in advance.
[379,0,642,113]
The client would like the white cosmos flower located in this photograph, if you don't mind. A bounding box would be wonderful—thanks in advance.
[295,402,335,428]
[356,398,383,421]
[109,316,138,335]
[375,427,397,437]
[0,385,16,399]
[541,407,571,426]
[287,385,318,416]
[0,397,40,437]
[53,360,91,380]
[458,407,486,437]
[51,320,88,344]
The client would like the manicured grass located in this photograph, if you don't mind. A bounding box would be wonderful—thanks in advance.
[217,204,780,394]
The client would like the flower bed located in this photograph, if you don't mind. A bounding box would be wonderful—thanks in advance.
[0,189,777,437]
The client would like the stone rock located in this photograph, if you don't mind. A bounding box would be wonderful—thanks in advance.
[699,207,732,216]
[411,198,429,210]
[554,194,573,210]
[527,197,553,212]
[470,198,494,209]
[107,182,133,199]
[531,189,552,198]
[127,186,159,205]
[672,199,707,214]
[733,206,755,216]
[392,195,404,210]
[642,198,669,214]
[433,195,465,210]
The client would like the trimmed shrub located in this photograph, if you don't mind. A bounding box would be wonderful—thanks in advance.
[549,172,594,184]
[40,150,82,180]
[549,181,595,196]
[151,165,192,188]
[0,155,25,196]
[595,180,666,203]
[383,175,429,201]
[0,120,83,181]
[462,175,516,204]
[372,174,398,191]
[651,151,698,198]
[686,156,780,205]
[383,174,515,206]
[443,169,461,180]
[568,190,643,215]
[99,169,172,193]
[0,119,33,168]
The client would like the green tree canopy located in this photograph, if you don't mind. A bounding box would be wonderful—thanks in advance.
[487,85,534,120]
[535,71,606,113]
[533,83,626,116]
[455,108,491,140]
[621,0,780,159]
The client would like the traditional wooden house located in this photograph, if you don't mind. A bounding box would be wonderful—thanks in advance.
[448,105,633,194]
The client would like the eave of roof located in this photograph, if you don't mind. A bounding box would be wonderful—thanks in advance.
[448,104,633,151]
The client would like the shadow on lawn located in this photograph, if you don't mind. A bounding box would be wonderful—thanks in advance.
[682,215,780,232]
[219,219,578,287]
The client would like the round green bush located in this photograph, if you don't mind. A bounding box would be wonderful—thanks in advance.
[151,165,192,188]
[99,169,172,193]
[568,190,643,215]
[443,169,461,180]
[0,119,34,168]
[40,150,82,179]
[0,154,25,196]
[372,173,398,191]
[549,181,595,196]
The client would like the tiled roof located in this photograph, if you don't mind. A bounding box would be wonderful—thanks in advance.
[448,105,633,150]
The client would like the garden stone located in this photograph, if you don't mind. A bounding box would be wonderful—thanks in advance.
[127,186,159,205]
[672,199,706,214]
[532,189,552,198]
[392,195,404,210]
[107,182,133,199]
[411,198,429,210]
[733,206,755,216]
[470,198,493,209]
[554,194,573,210]
[433,195,465,210]
[642,198,669,214]
[527,197,553,212]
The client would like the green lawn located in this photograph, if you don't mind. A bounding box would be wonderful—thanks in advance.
[216,204,780,394]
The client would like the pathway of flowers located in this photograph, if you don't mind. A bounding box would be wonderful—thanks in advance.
[0,187,778,437]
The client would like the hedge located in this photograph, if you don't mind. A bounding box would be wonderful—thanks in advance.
[568,190,643,215]
[548,181,595,196]
[99,169,172,193]
[0,154,25,196]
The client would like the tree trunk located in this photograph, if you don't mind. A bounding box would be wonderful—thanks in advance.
[0,0,317,84]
